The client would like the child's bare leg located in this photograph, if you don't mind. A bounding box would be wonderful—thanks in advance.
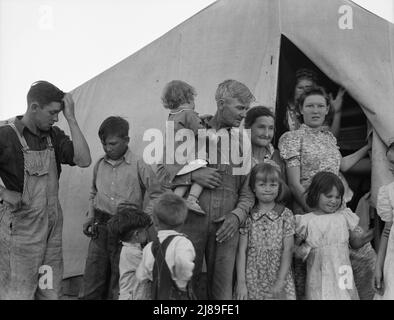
[187,183,204,201]
[174,185,188,198]
[185,183,206,215]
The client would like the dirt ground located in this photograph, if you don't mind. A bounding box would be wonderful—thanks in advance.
[61,273,208,300]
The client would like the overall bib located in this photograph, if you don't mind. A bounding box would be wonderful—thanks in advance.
[0,122,63,299]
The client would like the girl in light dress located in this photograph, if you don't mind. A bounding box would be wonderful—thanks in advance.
[295,171,373,300]
[235,162,296,300]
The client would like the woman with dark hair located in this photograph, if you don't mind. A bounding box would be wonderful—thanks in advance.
[279,86,371,299]
[279,86,369,215]
[285,68,345,137]
[244,106,284,173]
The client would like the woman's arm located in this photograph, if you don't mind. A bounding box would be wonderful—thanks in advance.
[235,233,248,300]
[287,166,311,213]
[340,145,370,172]
[329,88,345,138]
[271,235,294,297]
[374,221,393,295]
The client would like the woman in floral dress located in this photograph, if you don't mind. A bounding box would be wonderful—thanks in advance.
[278,86,370,299]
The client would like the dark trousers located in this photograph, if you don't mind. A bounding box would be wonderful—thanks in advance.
[181,212,239,300]
[81,224,120,300]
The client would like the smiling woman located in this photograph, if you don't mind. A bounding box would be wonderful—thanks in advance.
[244,106,285,174]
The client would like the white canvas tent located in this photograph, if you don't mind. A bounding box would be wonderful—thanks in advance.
[59,0,394,279]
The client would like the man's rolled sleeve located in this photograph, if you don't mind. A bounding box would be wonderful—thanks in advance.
[53,127,75,166]
[137,160,164,216]
[231,174,254,226]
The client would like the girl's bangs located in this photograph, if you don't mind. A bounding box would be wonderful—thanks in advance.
[255,169,280,183]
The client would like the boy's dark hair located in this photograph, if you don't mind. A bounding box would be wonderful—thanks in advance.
[244,106,275,129]
[153,193,188,228]
[107,204,152,242]
[27,80,65,108]
[98,116,129,141]
[249,162,290,205]
[161,80,196,110]
[305,171,345,209]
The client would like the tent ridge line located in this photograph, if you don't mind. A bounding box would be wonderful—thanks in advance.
[72,0,221,93]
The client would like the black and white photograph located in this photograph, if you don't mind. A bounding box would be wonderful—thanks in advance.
[0,0,394,308]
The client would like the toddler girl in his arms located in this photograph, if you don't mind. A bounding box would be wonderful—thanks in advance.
[295,171,373,300]
[374,141,394,300]
[235,162,296,300]
[107,205,152,300]
[136,193,196,300]
[162,80,216,215]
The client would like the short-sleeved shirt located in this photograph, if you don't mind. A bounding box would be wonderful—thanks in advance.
[278,124,341,188]
[0,116,75,193]
[240,205,295,247]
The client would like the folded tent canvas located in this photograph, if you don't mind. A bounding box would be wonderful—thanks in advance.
[57,0,394,279]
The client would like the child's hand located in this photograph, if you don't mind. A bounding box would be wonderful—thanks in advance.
[83,217,97,238]
[235,282,248,300]
[271,279,285,299]
[374,265,385,296]
[294,242,311,261]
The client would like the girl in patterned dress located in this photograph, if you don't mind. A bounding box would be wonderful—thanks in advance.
[296,172,373,300]
[235,163,296,300]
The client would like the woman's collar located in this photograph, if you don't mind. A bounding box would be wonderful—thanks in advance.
[300,123,330,133]
[252,144,275,161]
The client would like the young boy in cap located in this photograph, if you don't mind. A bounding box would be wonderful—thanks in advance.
[136,193,196,300]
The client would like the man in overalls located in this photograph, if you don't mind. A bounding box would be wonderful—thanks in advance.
[0,81,91,299]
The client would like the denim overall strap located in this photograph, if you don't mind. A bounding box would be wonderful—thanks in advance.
[0,122,63,300]
[151,234,195,300]
[8,122,29,151]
